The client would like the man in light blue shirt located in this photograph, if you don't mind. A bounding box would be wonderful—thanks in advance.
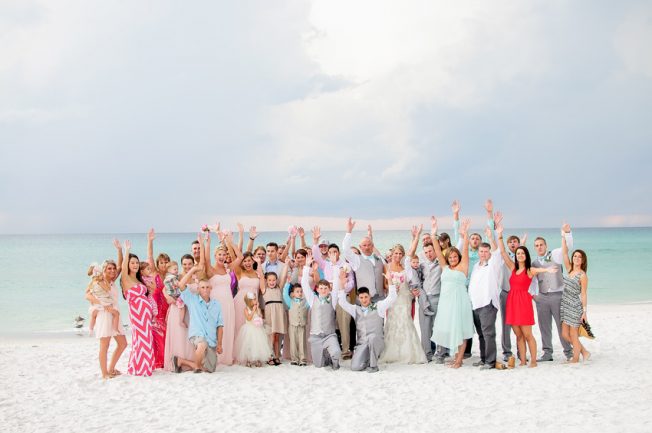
[173,269,224,373]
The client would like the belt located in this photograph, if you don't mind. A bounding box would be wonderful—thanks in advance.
[265,301,283,305]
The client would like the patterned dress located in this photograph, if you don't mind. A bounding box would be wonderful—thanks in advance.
[126,283,155,376]
[561,273,584,327]
[144,274,167,369]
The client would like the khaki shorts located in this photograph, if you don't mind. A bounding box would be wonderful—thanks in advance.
[189,336,217,372]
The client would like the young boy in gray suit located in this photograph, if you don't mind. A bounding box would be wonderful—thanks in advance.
[334,268,397,373]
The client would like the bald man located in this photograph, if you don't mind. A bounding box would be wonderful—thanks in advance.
[342,218,386,302]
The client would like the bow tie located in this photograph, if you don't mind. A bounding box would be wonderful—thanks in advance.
[292,298,302,304]
[318,296,331,305]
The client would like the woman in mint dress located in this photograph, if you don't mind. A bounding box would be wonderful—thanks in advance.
[430,216,474,368]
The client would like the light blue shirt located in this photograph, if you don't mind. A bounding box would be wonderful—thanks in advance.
[180,289,223,347]
[263,260,283,275]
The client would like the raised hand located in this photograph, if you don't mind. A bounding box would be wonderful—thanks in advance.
[459,218,471,237]
[346,217,356,233]
[494,211,503,227]
[297,227,305,238]
[521,232,528,245]
[484,199,494,214]
[305,251,314,267]
[562,222,571,234]
[484,226,492,239]
[113,238,122,250]
[249,226,258,240]
[451,200,460,215]
[338,267,347,286]
[312,226,321,243]
[147,228,156,242]
[218,231,227,243]
[430,216,438,235]
[411,224,423,239]
[367,224,373,239]
[496,223,504,237]
[124,240,132,251]
[237,222,244,234]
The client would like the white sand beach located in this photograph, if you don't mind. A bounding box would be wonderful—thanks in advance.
[1,303,651,433]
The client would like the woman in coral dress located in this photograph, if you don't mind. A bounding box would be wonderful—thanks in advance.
[496,222,559,368]
[205,232,237,366]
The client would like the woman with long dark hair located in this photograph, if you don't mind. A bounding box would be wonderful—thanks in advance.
[560,229,591,363]
[496,222,558,368]
[120,240,154,376]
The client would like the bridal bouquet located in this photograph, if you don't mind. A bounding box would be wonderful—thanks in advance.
[390,271,405,287]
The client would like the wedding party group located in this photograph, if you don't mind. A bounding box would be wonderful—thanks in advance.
[84,200,592,379]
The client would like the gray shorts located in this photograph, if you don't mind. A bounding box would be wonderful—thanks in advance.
[189,336,217,372]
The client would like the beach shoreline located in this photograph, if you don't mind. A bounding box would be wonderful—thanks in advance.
[2,303,651,432]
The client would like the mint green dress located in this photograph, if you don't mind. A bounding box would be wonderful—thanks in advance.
[431,267,474,350]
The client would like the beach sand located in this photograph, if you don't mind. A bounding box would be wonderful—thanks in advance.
[1,303,651,433]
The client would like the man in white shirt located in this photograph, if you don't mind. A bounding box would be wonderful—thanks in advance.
[467,228,504,369]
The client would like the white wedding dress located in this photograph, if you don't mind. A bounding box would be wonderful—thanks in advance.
[380,269,427,364]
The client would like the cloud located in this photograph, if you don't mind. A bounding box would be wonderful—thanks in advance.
[0,0,650,233]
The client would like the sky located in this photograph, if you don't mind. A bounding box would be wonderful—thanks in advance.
[1,0,651,233]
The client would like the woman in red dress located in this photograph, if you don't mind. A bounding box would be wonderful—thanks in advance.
[144,229,168,369]
[496,222,558,368]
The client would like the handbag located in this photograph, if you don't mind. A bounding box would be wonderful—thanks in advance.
[579,319,595,339]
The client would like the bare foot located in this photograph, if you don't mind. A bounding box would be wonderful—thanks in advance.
[528,361,537,368]
[519,361,527,366]
[582,351,591,362]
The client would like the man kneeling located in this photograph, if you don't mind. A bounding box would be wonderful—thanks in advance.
[173,273,223,373]
[335,269,397,373]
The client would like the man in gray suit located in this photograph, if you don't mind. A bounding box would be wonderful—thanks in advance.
[531,224,574,361]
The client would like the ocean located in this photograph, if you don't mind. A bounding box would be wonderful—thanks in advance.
[1,228,650,336]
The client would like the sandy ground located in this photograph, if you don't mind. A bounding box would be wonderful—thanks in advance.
[1,303,651,433]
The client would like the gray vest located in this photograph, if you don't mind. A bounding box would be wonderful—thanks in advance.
[289,299,308,327]
[309,298,336,335]
[355,305,384,344]
[531,255,563,293]
[420,259,442,296]
[355,256,385,298]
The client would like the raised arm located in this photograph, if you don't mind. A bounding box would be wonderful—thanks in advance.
[301,252,317,307]
[120,240,131,289]
[458,218,471,277]
[236,223,244,253]
[376,283,398,317]
[226,232,243,272]
[335,268,356,317]
[177,265,201,291]
[254,256,266,295]
[147,228,156,270]
[246,226,258,254]
[551,223,573,264]
[407,224,422,258]
[452,200,461,245]
[279,235,292,263]
[298,226,307,249]
[484,199,495,229]
[561,227,572,273]
[204,232,214,277]
[113,238,123,279]
[310,226,327,269]
[282,282,292,309]
[278,260,290,289]
[496,223,515,272]
[342,218,361,270]
[430,216,447,266]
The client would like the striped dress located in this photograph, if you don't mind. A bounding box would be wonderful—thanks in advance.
[127,283,155,376]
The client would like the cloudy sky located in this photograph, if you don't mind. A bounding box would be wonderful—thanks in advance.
[1,0,651,233]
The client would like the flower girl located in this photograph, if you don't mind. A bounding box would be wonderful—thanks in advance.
[234,292,273,367]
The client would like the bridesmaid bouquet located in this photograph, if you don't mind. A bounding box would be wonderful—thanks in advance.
[288,225,298,237]
[201,224,210,232]
[175,297,185,309]
[252,316,264,328]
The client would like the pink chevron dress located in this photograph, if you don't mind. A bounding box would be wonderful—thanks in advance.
[127,283,155,376]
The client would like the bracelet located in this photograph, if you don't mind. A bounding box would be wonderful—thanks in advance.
[249,237,255,240]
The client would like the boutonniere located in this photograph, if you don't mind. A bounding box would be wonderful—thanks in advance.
[369,303,377,311]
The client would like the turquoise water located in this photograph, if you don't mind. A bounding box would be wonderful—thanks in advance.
[1,228,651,335]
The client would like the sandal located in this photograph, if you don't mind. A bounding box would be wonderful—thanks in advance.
[267,359,275,366]
[273,358,281,366]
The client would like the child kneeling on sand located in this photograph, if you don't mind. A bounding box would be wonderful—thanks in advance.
[335,268,398,372]
[172,275,223,373]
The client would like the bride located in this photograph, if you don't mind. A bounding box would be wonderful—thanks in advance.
[380,228,427,364]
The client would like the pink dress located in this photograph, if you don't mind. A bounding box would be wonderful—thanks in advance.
[163,282,196,372]
[209,273,236,366]
[144,274,167,369]
[234,275,260,336]
[126,283,154,376]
